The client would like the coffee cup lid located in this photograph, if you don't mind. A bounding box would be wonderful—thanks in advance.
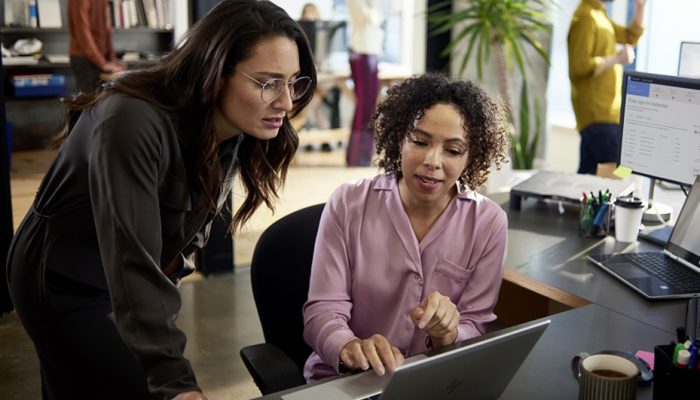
[615,196,645,209]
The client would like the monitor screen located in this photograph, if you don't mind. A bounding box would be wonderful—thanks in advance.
[678,41,700,78]
[296,20,347,71]
[618,71,700,186]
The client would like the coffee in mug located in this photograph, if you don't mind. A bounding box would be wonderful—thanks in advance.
[571,352,639,400]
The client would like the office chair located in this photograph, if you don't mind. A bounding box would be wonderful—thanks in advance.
[240,203,325,395]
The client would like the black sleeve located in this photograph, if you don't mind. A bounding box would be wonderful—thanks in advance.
[87,94,200,398]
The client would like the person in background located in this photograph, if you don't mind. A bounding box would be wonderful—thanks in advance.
[303,72,510,381]
[68,0,126,93]
[301,2,321,21]
[345,0,383,166]
[568,0,647,174]
[7,1,315,399]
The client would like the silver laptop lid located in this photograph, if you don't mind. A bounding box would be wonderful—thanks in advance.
[378,319,550,400]
[665,175,700,272]
[281,320,550,400]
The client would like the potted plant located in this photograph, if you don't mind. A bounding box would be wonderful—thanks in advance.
[429,0,554,169]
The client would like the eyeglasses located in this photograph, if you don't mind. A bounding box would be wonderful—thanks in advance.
[239,71,312,103]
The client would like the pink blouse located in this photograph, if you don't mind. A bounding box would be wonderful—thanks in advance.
[302,174,508,381]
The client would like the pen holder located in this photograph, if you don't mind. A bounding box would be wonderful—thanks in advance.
[652,344,700,399]
[579,199,612,238]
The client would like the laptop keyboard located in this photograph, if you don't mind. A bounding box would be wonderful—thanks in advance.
[622,252,700,291]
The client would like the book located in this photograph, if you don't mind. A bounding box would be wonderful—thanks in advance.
[37,0,62,28]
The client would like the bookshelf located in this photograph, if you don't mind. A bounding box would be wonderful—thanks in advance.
[1,0,176,150]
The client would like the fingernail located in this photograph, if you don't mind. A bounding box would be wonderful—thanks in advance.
[377,367,385,375]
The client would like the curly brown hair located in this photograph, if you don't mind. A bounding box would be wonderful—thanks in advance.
[373,72,510,191]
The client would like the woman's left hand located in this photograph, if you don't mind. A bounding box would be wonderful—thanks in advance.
[409,291,459,347]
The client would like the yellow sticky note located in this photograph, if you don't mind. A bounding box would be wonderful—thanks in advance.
[613,165,632,179]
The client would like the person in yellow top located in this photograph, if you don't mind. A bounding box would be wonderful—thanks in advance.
[568,0,647,174]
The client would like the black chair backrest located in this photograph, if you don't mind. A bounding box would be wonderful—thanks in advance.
[249,203,325,372]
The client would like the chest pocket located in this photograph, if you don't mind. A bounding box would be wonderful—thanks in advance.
[429,258,475,304]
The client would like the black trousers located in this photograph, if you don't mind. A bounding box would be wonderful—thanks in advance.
[7,210,153,400]
[69,56,103,94]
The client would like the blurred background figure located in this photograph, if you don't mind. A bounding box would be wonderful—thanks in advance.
[346,0,383,166]
[68,0,125,93]
[301,2,321,21]
[298,2,333,133]
[567,0,647,175]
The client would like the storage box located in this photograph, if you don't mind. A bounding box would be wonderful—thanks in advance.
[653,344,700,399]
[12,74,67,98]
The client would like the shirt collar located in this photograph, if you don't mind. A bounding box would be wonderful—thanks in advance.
[583,0,605,11]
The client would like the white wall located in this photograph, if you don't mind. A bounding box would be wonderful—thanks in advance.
[635,0,700,75]
[547,0,700,130]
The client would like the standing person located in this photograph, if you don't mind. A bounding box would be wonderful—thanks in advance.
[6,1,315,399]
[301,2,321,21]
[68,0,126,93]
[568,0,647,174]
[345,0,383,166]
[303,73,510,381]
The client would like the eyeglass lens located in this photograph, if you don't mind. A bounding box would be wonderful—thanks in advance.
[262,77,311,102]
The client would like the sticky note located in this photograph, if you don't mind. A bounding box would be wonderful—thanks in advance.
[635,350,655,370]
[613,165,633,179]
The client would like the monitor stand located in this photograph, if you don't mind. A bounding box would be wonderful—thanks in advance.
[638,225,673,246]
[642,178,673,224]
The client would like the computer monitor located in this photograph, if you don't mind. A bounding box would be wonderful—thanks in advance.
[297,20,347,72]
[618,71,700,230]
[678,41,700,79]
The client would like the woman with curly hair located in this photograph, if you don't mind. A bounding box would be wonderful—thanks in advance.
[302,72,510,381]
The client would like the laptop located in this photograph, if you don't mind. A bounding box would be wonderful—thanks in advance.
[588,175,700,299]
[281,319,550,400]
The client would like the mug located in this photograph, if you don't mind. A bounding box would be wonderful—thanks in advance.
[571,352,639,400]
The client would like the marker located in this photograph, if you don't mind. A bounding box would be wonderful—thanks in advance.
[677,349,690,368]
[672,342,685,365]
[688,340,699,369]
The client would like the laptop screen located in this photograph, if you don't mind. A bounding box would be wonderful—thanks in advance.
[666,175,700,270]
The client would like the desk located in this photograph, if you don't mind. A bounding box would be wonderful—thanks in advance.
[258,305,672,400]
[253,189,689,399]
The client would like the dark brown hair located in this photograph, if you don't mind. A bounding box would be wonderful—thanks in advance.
[373,72,509,190]
[54,0,316,232]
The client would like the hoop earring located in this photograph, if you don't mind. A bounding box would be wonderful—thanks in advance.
[458,172,469,193]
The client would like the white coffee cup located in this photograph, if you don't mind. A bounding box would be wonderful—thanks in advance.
[614,196,645,242]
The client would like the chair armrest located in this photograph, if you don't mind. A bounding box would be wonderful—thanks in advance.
[240,343,307,395]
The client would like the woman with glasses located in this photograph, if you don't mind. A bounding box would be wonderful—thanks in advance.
[303,73,510,381]
[7,1,315,399]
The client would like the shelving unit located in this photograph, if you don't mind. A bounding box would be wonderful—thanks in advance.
[2,10,174,150]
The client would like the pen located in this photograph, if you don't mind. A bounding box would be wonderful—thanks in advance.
[593,200,609,228]
[689,340,699,369]
[677,327,687,343]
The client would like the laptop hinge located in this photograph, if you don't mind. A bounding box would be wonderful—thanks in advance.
[664,249,700,274]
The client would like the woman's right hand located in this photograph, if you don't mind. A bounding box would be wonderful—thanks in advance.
[340,334,404,376]
[173,391,207,400]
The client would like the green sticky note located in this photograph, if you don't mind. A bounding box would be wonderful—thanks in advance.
[613,165,632,179]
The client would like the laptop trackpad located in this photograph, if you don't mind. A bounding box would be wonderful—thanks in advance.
[609,263,652,279]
